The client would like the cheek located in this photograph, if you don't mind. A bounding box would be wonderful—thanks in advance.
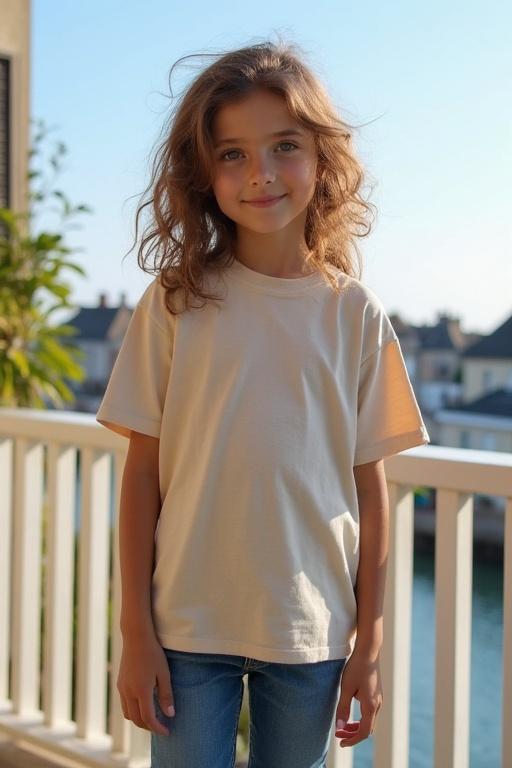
[286,158,317,193]
[212,168,240,203]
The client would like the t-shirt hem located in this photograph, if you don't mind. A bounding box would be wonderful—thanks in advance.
[155,632,354,663]
[354,425,430,465]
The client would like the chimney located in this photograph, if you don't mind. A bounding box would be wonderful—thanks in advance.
[98,292,108,308]
[437,311,461,330]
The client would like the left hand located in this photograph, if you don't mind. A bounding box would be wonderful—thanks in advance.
[334,649,383,748]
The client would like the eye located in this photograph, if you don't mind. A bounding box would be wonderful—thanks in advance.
[219,141,299,162]
[220,149,242,161]
[277,141,298,152]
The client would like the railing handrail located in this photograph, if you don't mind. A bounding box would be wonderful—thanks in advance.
[1,406,511,495]
[1,406,511,768]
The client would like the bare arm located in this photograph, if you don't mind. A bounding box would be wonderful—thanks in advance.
[334,460,388,747]
[352,458,389,661]
[119,430,161,639]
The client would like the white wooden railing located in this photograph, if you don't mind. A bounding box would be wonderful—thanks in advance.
[0,407,511,768]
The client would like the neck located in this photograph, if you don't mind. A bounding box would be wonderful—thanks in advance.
[234,219,315,278]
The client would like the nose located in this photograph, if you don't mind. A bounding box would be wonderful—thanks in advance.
[248,151,276,185]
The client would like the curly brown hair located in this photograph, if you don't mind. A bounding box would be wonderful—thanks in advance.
[125,38,378,315]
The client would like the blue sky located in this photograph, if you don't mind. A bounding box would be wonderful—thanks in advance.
[32,0,511,333]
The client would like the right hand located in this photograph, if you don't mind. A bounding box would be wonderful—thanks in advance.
[117,631,175,736]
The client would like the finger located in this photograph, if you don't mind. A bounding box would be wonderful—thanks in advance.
[335,721,359,731]
[353,701,373,737]
[339,728,366,747]
[126,698,146,731]
[335,722,360,735]
[370,699,382,734]
[141,692,170,736]
[119,692,129,720]
[336,722,361,744]
[126,696,169,736]
[339,702,376,746]
[359,697,378,738]
[156,673,176,718]
[340,738,363,748]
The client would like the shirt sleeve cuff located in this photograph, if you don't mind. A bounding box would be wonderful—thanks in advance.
[96,405,161,439]
[353,425,430,466]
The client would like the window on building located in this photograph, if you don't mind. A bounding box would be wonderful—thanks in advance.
[460,431,470,449]
[0,56,10,211]
[482,369,493,390]
[480,433,496,450]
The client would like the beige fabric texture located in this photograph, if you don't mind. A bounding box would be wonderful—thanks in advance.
[96,259,430,663]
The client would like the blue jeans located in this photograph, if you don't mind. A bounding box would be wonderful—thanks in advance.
[151,647,347,768]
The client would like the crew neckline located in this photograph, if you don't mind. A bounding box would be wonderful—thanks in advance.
[227,257,329,295]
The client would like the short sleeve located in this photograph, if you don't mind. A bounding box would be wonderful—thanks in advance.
[96,280,173,439]
[353,336,430,466]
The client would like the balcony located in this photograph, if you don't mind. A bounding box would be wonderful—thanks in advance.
[0,407,511,768]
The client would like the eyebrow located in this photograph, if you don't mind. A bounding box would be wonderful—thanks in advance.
[214,129,305,149]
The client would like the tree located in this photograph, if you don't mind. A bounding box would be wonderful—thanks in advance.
[0,117,92,407]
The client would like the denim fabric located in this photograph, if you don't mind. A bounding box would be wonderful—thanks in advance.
[151,647,346,768]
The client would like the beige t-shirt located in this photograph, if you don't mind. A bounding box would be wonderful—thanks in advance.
[96,258,430,663]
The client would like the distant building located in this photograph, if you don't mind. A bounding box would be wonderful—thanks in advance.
[59,291,133,413]
[389,307,512,454]
[389,310,482,445]
[437,312,512,453]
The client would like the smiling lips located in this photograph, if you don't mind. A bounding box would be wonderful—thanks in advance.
[244,194,287,207]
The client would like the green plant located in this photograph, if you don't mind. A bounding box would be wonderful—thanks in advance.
[0,117,92,407]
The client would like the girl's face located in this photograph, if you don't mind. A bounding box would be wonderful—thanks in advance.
[211,89,318,236]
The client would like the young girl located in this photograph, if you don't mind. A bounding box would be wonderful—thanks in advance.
[96,39,430,767]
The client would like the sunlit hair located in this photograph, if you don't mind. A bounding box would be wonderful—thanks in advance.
[125,37,378,314]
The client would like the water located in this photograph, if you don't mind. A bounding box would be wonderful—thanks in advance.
[72,462,504,766]
[350,545,504,767]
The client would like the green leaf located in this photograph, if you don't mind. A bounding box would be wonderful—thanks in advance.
[47,283,71,300]
[0,118,91,407]
[8,348,30,377]
[60,262,87,276]
[0,362,14,403]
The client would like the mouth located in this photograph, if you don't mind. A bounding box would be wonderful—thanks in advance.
[243,194,287,208]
